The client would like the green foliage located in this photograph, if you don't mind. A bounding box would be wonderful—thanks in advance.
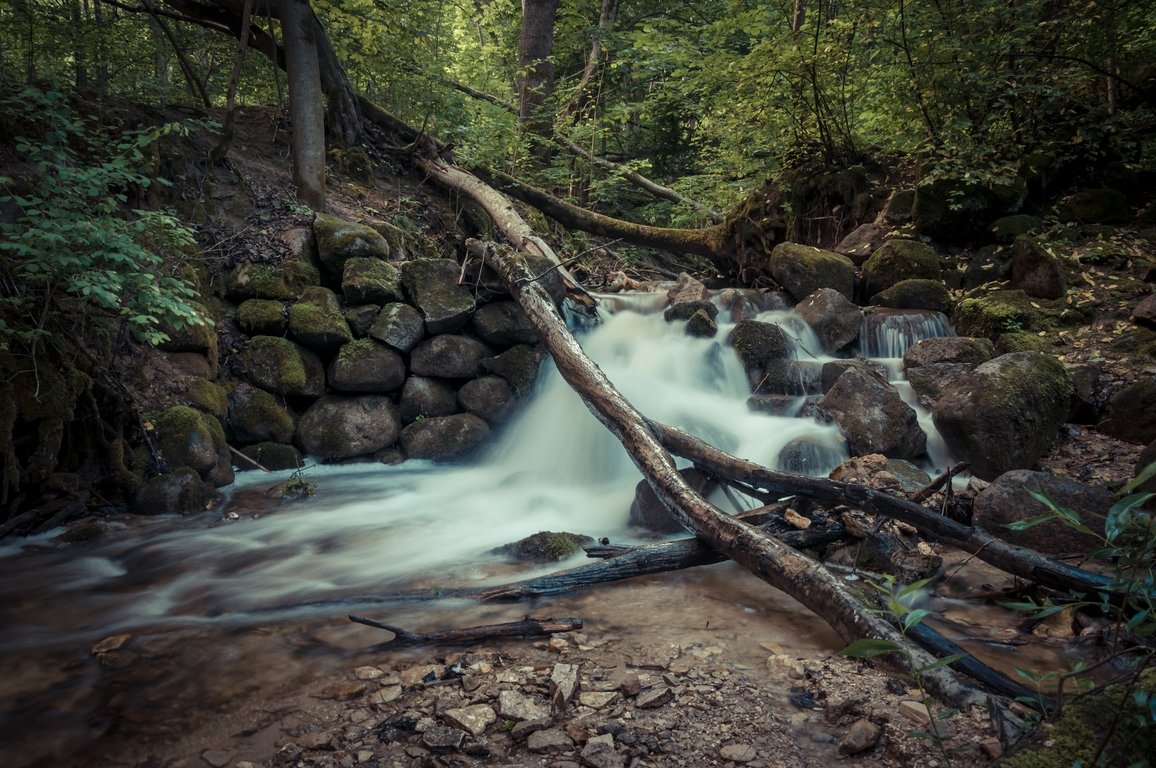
[0,83,212,347]
[281,465,317,500]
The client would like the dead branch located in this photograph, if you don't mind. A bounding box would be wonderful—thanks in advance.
[348,614,582,646]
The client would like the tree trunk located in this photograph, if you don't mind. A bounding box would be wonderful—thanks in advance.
[277,0,326,210]
[518,0,559,161]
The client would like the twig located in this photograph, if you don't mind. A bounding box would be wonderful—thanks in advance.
[348,614,583,646]
[229,445,270,472]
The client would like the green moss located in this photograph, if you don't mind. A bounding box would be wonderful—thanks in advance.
[247,336,308,394]
[1111,327,1156,360]
[237,299,288,336]
[495,530,596,561]
[997,331,1056,354]
[108,437,143,497]
[186,377,228,418]
[230,388,295,444]
[954,288,1092,341]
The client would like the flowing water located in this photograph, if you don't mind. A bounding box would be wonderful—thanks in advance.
[1,295,1059,766]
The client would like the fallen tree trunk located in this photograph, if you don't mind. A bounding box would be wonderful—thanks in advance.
[652,424,1116,600]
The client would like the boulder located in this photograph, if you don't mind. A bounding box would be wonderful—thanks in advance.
[768,242,855,302]
[1063,188,1129,224]
[237,442,303,471]
[817,369,926,459]
[951,289,1038,339]
[972,470,1111,553]
[327,339,406,393]
[727,319,791,389]
[131,467,219,515]
[220,257,320,302]
[288,287,353,356]
[861,239,941,298]
[906,363,976,402]
[343,304,380,338]
[795,288,863,353]
[666,272,710,304]
[664,300,718,323]
[482,345,547,395]
[829,454,932,496]
[458,375,516,423]
[833,222,887,265]
[1098,378,1156,445]
[932,351,1073,480]
[242,336,325,397]
[399,377,459,424]
[903,336,997,369]
[185,377,228,419]
[991,214,1043,243]
[237,299,288,336]
[410,335,493,379]
[684,309,718,338]
[1009,237,1067,300]
[884,190,915,223]
[870,279,953,313]
[472,301,538,346]
[341,257,404,305]
[313,212,390,280]
[154,405,233,487]
[400,413,490,460]
[399,259,475,334]
[1133,294,1156,329]
[631,468,717,533]
[226,384,295,444]
[493,531,595,562]
[820,359,887,393]
[368,302,425,352]
[295,395,401,460]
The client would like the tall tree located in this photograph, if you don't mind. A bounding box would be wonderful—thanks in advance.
[517,0,558,147]
[277,0,326,209]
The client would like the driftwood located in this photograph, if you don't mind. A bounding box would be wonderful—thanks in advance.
[349,614,583,646]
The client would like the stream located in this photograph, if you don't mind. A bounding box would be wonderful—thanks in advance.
[0,294,1075,766]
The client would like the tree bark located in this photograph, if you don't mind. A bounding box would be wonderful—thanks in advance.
[277,0,326,210]
[517,0,560,139]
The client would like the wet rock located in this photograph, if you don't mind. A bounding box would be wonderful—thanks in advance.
[288,287,353,356]
[838,719,881,755]
[972,470,1112,553]
[242,336,325,397]
[237,442,302,471]
[472,301,538,346]
[313,212,390,280]
[1098,377,1156,445]
[458,375,515,423]
[442,704,496,737]
[410,335,493,379]
[870,278,953,313]
[327,339,406,393]
[932,351,1073,480]
[861,239,942,298]
[495,531,595,562]
[343,304,380,338]
[483,344,547,396]
[666,272,710,305]
[581,733,624,768]
[227,384,295,445]
[776,437,846,476]
[769,242,855,302]
[903,336,996,369]
[795,288,862,353]
[747,394,812,417]
[341,257,404,305]
[817,369,926,460]
[727,320,791,389]
[664,299,718,323]
[1009,236,1067,300]
[631,468,717,533]
[400,259,475,334]
[399,377,459,424]
[718,743,758,762]
[367,302,425,353]
[295,396,401,460]
[399,413,490,460]
[155,405,233,486]
[132,467,218,515]
[820,359,887,393]
[498,690,551,722]
[683,309,718,338]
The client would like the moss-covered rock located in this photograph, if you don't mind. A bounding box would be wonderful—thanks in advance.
[952,289,1039,339]
[295,395,401,460]
[313,212,391,280]
[1009,236,1067,300]
[932,351,1073,480]
[727,320,791,390]
[154,405,233,487]
[991,214,1042,242]
[342,257,404,305]
[242,336,325,397]
[237,299,288,337]
[913,175,1027,241]
[399,413,490,460]
[768,242,855,302]
[861,239,942,298]
[870,278,952,313]
[327,339,406,393]
[1063,187,1130,224]
[344,304,381,338]
[493,531,595,562]
[903,336,996,369]
[131,467,220,515]
[288,287,353,355]
[220,258,321,302]
[368,302,425,352]
[226,384,296,444]
[1098,377,1156,445]
[996,331,1057,354]
[185,377,229,419]
[481,344,547,396]
[399,376,459,424]
[399,259,476,334]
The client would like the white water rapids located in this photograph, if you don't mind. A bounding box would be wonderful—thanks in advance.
[0,295,956,655]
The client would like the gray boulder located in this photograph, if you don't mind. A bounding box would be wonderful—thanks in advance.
[817,369,926,460]
[727,320,791,390]
[932,351,1073,480]
[1009,237,1066,300]
[154,405,233,487]
[472,301,538,347]
[410,335,493,379]
[972,470,1111,553]
[342,257,404,305]
[630,468,716,533]
[400,259,475,334]
[236,442,303,472]
[903,336,997,369]
[295,395,401,460]
[227,383,295,444]
[242,336,325,397]
[769,242,855,302]
[795,288,862,353]
[458,375,516,423]
[237,299,288,337]
[343,304,380,338]
[820,359,887,393]
[482,345,547,396]
[368,302,425,352]
[399,377,459,424]
[906,363,976,402]
[400,413,490,460]
[666,272,711,305]
[870,279,953,313]
[313,212,390,280]
[288,287,353,356]
[132,467,219,515]
[327,339,406,393]
[1098,377,1156,445]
